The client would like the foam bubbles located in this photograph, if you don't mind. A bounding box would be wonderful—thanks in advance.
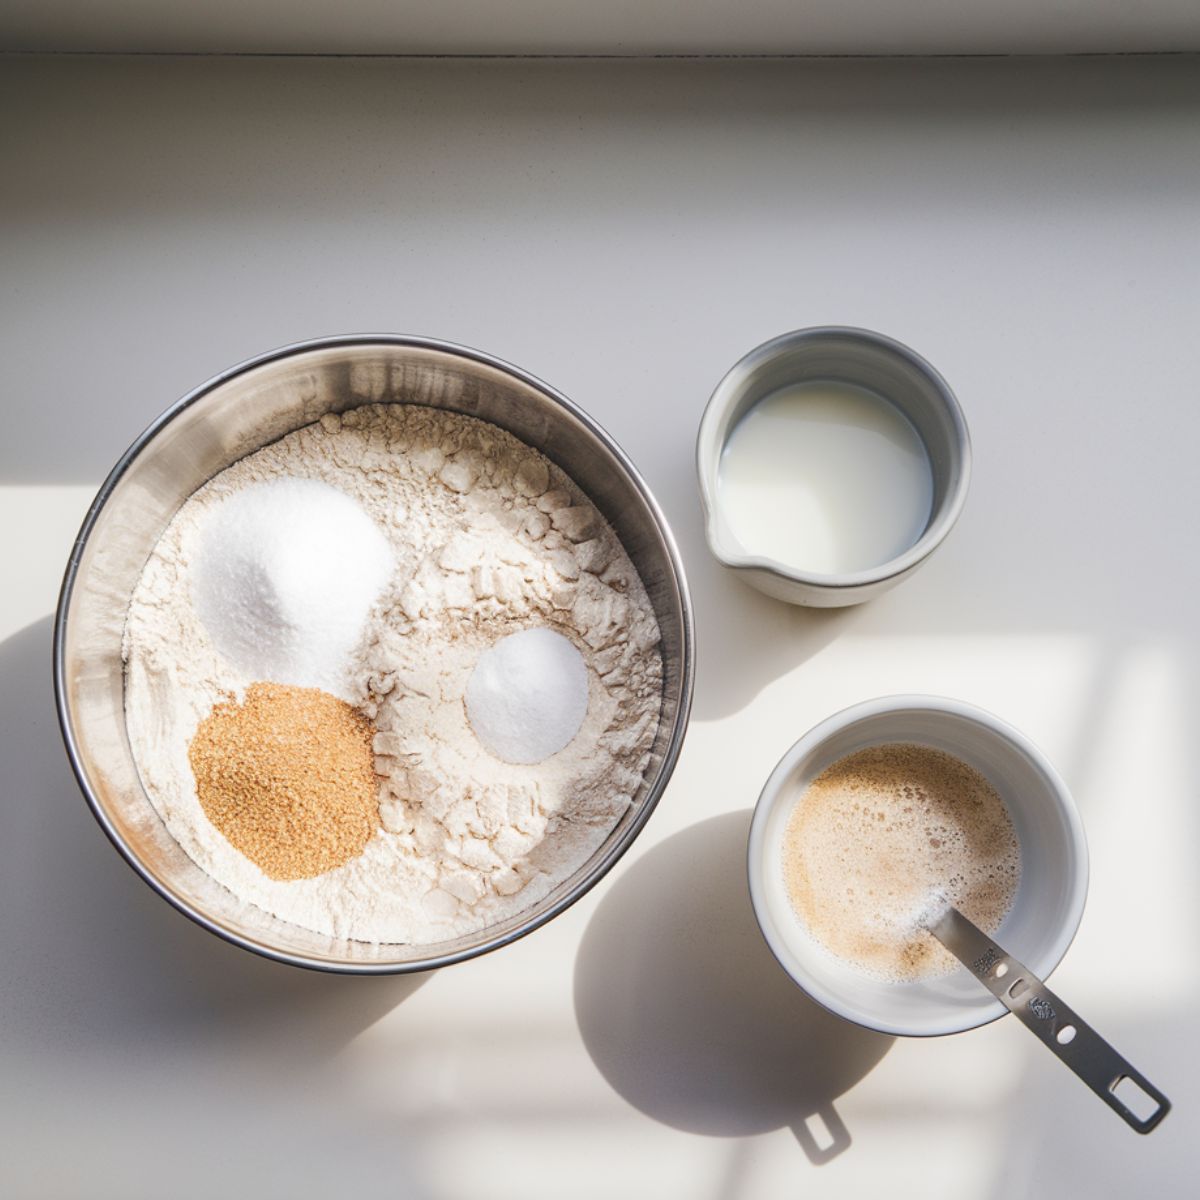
[782,743,1021,983]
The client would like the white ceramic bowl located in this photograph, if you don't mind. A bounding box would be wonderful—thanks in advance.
[748,695,1089,1037]
[697,327,971,607]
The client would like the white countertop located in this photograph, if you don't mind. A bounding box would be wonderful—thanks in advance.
[2,53,1197,1199]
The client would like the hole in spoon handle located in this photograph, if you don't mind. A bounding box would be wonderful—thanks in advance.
[929,906,1171,1133]
[1011,984,1172,1134]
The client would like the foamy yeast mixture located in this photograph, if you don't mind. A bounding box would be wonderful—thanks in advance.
[783,743,1021,982]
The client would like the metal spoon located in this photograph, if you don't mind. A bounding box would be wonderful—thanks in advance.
[926,904,1171,1133]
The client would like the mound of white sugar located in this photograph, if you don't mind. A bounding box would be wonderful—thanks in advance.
[192,478,392,697]
[466,627,590,764]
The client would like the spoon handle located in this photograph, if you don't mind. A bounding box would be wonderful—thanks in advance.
[928,905,1171,1133]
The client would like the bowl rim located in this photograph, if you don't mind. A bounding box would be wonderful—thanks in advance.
[53,332,695,975]
[746,693,1090,1037]
[696,325,972,592]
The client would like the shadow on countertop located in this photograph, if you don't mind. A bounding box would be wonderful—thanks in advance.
[0,617,426,1065]
[574,810,893,1164]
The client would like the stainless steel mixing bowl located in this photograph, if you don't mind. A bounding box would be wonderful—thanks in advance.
[54,335,694,973]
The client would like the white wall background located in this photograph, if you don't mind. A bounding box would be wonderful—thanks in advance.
[3,0,1200,55]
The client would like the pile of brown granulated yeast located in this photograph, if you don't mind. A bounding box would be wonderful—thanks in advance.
[188,682,380,881]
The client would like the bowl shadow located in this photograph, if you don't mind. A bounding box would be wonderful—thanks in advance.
[0,617,427,1065]
[573,810,893,1163]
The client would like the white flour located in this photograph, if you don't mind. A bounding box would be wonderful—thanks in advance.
[123,404,662,944]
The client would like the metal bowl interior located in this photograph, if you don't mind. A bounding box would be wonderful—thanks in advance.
[54,336,694,973]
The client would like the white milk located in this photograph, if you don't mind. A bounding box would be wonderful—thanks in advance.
[717,381,933,575]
